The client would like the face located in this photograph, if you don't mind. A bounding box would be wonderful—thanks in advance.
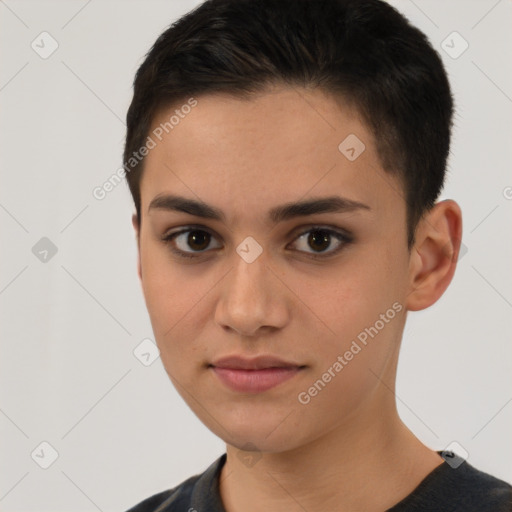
[134,86,414,453]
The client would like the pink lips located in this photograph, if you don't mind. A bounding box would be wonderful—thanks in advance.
[210,355,304,393]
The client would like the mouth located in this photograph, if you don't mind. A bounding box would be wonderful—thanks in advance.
[209,355,306,393]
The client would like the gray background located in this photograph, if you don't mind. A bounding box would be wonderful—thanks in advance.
[1,0,511,510]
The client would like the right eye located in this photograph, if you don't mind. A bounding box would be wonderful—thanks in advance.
[162,227,222,259]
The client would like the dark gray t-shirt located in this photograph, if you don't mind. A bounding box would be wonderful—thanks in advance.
[125,451,512,511]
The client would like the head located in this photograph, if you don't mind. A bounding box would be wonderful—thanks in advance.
[124,0,462,453]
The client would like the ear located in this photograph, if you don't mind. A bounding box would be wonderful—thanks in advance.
[132,212,142,282]
[405,199,463,311]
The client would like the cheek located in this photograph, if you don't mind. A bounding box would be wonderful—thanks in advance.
[140,246,176,329]
[288,254,401,341]
[286,252,405,383]
[140,242,190,347]
[139,241,216,375]
[140,236,197,323]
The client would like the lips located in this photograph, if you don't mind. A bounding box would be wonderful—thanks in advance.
[211,355,303,370]
[209,355,305,393]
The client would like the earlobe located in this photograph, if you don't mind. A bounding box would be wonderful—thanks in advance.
[132,213,142,281]
[405,200,463,311]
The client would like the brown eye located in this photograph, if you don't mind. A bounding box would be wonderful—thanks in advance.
[162,225,352,261]
[186,230,210,251]
[162,228,222,259]
[290,226,352,258]
[307,230,331,252]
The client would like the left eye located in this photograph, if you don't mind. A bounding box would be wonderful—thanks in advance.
[162,226,352,259]
[290,227,352,257]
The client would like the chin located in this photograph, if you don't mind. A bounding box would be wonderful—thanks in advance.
[225,433,299,454]
[202,408,307,454]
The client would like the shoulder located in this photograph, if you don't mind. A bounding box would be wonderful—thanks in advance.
[123,454,227,512]
[123,473,200,512]
[391,453,512,512]
[455,461,512,510]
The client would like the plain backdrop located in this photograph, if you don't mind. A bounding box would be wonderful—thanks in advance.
[1,1,511,511]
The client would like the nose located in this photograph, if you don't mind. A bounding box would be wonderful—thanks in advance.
[214,249,289,337]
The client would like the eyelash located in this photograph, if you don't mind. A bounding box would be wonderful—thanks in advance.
[161,225,353,260]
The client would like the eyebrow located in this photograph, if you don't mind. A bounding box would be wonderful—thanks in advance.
[148,194,371,224]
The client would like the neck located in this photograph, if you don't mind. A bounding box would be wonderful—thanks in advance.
[218,389,444,512]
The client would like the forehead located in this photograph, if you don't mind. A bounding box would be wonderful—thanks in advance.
[140,87,402,225]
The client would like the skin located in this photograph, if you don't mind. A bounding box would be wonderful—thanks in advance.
[132,86,463,512]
